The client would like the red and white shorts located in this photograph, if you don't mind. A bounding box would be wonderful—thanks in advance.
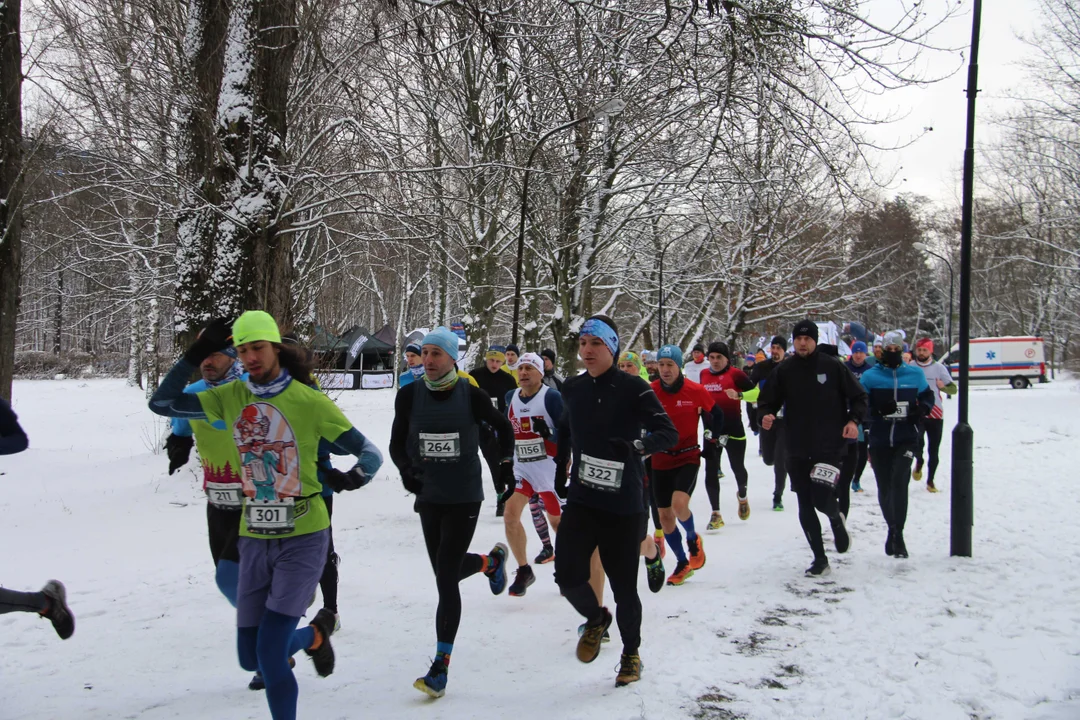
[514,478,563,516]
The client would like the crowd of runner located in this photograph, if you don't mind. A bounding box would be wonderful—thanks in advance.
[0,312,958,717]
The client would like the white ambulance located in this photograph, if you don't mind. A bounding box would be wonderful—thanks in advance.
[940,337,1047,389]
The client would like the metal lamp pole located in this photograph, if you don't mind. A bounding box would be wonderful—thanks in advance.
[510,99,626,345]
[914,242,955,351]
[952,0,982,558]
[657,235,681,346]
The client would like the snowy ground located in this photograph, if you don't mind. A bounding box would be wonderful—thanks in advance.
[2,377,1078,720]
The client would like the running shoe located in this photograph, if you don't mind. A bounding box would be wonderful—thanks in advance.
[737,493,750,521]
[687,535,706,570]
[534,545,555,565]
[885,527,895,556]
[334,613,341,633]
[576,608,613,663]
[805,557,831,577]
[831,513,850,554]
[508,565,536,597]
[852,481,863,493]
[578,622,611,643]
[706,511,725,531]
[892,532,909,559]
[615,654,643,687]
[927,482,940,493]
[495,499,505,517]
[645,554,665,594]
[248,658,295,690]
[912,462,924,481]
[40,580,74,640]
[305,608,336,677]
[666,560,695,586]
[773,498,784,511]
[484,543,509,595]
[413,658,448,698]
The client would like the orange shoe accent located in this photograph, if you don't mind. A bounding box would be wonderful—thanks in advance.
[309,626,324,651]
[667,562,695,586]
[687,535,706,570]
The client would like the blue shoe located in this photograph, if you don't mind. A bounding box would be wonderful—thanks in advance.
[852,481,863,493]
[485,542,508,595]
[413,659,448,698]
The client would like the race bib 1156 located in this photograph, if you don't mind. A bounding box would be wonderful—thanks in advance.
[515,437,547,463]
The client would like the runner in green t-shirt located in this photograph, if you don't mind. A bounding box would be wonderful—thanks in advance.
[151,311,381,720]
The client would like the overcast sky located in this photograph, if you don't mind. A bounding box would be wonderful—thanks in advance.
[862,0,1042,205]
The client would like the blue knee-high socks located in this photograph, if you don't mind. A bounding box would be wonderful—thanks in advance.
[667,526,687,563]
[215,560,239,607]
[679,514,697,542]
[236,611,312,720]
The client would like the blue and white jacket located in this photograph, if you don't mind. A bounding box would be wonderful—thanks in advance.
[860,363,936,448]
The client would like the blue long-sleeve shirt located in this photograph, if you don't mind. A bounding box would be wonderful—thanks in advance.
[860,363,936,448]
[151,358,382,482]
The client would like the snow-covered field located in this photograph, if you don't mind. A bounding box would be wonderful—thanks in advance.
[2,377,1078,720]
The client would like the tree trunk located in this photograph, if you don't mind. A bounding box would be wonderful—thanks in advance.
[53,262,63,355]
[175,0,230,342]
[212,0,299,327]
[0,0,22,401]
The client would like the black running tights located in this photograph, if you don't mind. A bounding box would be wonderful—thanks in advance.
[417,501,485,645]
[555,503,645,655]
[759,422,788,502]
[319,495,339,613]
[919,419,944,483]
[0,588,47,614]
[787,456,842,560]
[870,444,916,533]
[704,438,748,511]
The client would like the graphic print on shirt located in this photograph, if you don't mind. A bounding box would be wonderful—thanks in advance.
[234,403,299,501]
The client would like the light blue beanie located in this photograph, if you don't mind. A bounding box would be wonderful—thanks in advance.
[422,326,459,360]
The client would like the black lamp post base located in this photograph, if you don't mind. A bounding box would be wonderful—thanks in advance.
[950,421,974,557]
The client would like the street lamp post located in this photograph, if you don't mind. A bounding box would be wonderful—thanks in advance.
[510,99,626,345]
[952,0,982,558]
[657,235,682,346]
[913,242,955,351]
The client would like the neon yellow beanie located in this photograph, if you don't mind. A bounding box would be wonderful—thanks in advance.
[232,310,282,346]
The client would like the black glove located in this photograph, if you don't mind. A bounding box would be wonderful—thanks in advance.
[164,433,194,475]
[478,422,496,446]
[498,485,517,504]
[402,466,424,495]
[531,416,552,439]
[322,467,370,493]
[555,462,568,499]
[608,437,644,457]
[699,410,714,430]
[875,399,898,418]
[184,317,235,366]
[497,462,516,495]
